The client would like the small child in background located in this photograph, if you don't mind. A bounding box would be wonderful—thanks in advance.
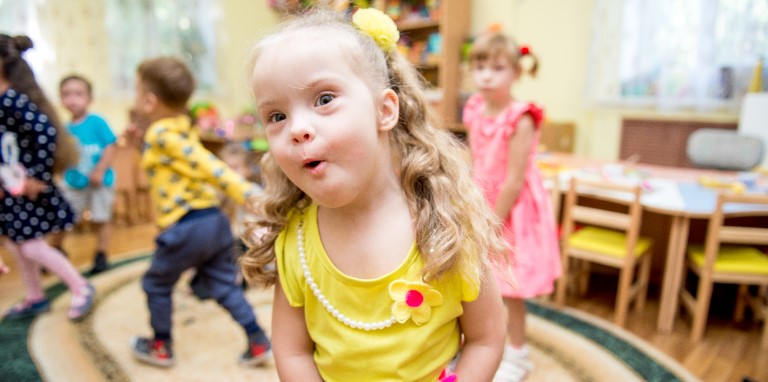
[128,56,270,368]
[241,8,507,381]
[0,34,95,322]
[463,30,562,381]
[219,143,262,238]
[51,74,117,275]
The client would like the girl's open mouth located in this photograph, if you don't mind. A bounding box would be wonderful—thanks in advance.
[304,160,322,169]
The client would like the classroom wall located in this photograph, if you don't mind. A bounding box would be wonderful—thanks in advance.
[472,0,597,156]
[42,0,279,135]
[471,0,739,160]
[35,1,737,159]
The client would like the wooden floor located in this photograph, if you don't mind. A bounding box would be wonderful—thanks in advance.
[1,221,766,382]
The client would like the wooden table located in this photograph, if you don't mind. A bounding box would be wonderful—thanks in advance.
[541,153,768,333]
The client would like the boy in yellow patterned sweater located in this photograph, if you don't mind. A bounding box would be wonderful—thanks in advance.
[127,56,271,368]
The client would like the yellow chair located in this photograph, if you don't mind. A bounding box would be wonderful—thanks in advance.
[680,192,768,346]
[554,178,653,327]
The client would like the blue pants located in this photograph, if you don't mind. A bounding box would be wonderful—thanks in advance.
[142,208,257,337]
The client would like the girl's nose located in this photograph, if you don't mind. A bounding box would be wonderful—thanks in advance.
[292,132,311,143]
[289,117,314,144]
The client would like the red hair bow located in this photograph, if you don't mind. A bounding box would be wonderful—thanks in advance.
[520,45,531,56]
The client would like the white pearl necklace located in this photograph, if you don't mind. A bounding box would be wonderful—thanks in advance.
[297,220,397,331]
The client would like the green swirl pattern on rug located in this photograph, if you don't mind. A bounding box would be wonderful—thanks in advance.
[0,256,149,382]
[1,255,688,382]
[527,302,681,382]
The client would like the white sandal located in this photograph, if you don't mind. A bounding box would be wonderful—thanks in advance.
[493,345,533,382]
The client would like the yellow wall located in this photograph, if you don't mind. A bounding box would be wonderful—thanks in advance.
[472,0,596,155]
[35,1,737,159]
[471,0,738,160]
[42,0,279,135]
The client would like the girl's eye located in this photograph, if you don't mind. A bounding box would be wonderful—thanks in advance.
[268,112,286,123]
[316,94,334,106]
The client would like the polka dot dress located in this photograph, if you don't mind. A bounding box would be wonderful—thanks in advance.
[0,89,74,242]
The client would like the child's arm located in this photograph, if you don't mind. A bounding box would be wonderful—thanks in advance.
[89,143,115,187]
[493,114,536,221]
[0,253,9,276]
[160,130,259,204]
[272,281,323,381]
[453,267,506,380]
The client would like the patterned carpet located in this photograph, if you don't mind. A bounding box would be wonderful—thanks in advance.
[0,254,700,382]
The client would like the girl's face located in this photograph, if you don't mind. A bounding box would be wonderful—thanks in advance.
[224,154,251,179]
[59,79,91,119]
[252,34,398,208]
[471,54,517,101]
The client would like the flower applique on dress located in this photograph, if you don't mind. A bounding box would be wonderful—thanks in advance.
[390,280,443,325]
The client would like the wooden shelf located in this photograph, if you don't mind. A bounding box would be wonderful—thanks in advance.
[396,19,440,32]
[415,63,439,71]
[378,0,470,130]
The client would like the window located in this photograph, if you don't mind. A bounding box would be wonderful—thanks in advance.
[105,0,220,94]
[0,0,220,97]
[0,0,58,95]
[588,0,768,111]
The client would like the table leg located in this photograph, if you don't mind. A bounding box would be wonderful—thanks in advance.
[657,215,690,333]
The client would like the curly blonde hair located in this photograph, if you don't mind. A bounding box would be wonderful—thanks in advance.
[469,31,539,77]
[241,9,508,290]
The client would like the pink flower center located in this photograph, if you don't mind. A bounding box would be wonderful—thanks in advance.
[405,290,424,307]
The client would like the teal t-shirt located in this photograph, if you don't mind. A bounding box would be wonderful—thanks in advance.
[63,114,117,189]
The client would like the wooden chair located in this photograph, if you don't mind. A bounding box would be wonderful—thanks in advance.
[554,177,653,327]
[112,137,152,225]
[545,171,562,222]
[680,192,768,346]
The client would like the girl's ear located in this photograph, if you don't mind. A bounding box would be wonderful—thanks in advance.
[377,88,399,132]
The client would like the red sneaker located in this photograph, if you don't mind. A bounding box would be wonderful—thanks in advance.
[131,336,174,368]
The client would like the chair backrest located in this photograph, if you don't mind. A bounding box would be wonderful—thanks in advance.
[701,192,768,269]
[561,178,644,258]
[738,93,768,167]
[686,128,764,171]
[545,172,561,221]
[112,139,141,192]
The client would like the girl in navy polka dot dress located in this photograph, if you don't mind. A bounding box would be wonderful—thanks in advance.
[0,34,95,321]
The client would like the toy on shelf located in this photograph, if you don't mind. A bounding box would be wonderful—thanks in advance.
[190,101,226,139]
[229,107,264,142]
[381,0,440,22]
[268,0,352,13]
[191,102,265,143]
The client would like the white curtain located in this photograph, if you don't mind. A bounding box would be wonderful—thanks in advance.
[0,0,220,97]
[105,0,221,94]
[0,0,59,97]
[588,0,768,111]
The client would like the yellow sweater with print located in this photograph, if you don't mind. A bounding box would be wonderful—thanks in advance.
[141,115,256,229]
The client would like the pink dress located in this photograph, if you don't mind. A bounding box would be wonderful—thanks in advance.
[463,94,561,298]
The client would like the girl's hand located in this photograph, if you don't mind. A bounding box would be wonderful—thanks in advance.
[21,177,47,201]
[0,257,9,276]
[123,125,145,149]
[89,169,105,187]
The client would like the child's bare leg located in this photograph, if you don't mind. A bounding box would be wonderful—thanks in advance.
[505,298,527,347]
[4,240,45,301]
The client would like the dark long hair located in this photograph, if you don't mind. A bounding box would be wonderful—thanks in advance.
[0,34,78,174]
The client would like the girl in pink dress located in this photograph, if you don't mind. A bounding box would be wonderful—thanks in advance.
[463,31,561,382]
